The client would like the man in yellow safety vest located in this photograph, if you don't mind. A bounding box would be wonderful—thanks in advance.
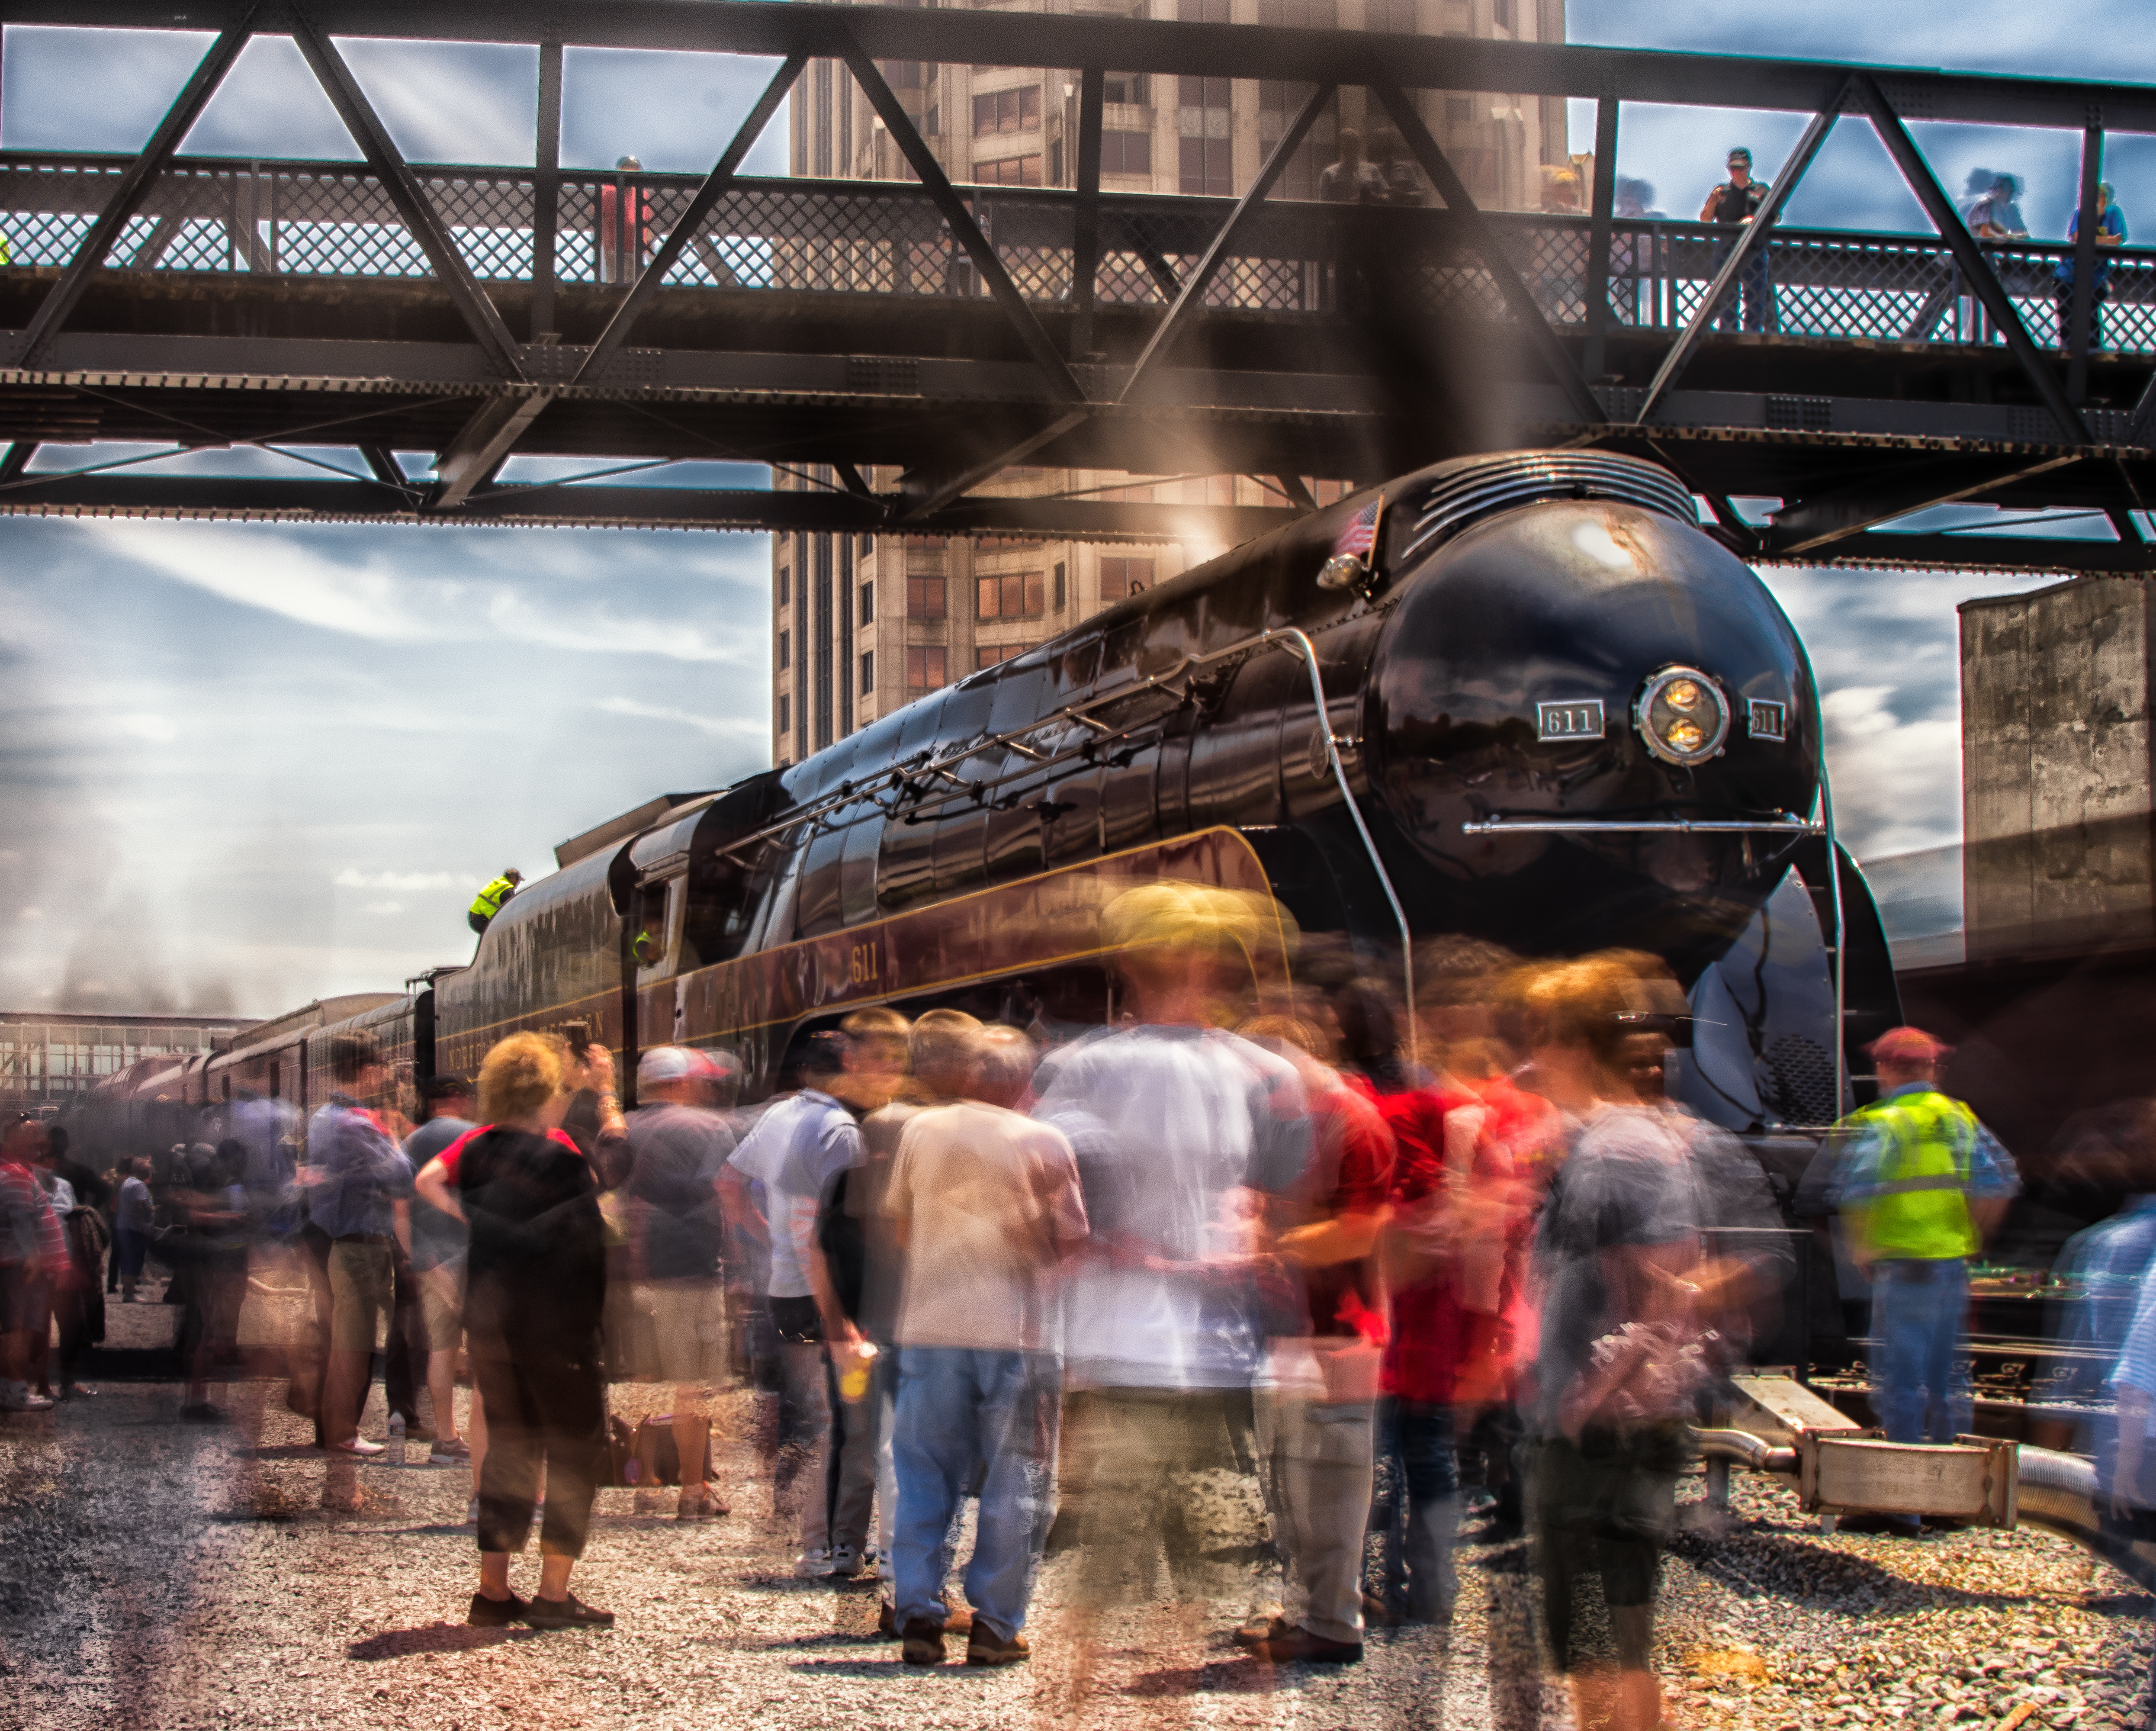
[467,869,523,938]
[1830,1027,2019,1519]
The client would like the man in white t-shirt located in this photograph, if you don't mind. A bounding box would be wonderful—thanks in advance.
[884,1024,1087,1668]
[1030,883,1311,1670]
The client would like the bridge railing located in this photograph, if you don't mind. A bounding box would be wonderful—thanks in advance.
[4,149,2153,357]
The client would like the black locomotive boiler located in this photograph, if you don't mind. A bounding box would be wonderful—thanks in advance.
[74,450,1898,1152]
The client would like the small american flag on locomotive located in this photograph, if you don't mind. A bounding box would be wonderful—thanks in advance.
[1332,499,1380,560]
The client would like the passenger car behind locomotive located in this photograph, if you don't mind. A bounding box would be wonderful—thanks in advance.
[71,450,1897,1153]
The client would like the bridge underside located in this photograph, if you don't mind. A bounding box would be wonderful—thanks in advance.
[7,7,2156,570]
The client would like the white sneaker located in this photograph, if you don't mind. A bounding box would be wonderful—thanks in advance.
[827,1546,863,1579]
[794,1548,835,1579]
[1,1384,52,1412]
[329,1437,385,1457]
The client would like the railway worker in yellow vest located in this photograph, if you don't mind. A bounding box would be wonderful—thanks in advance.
[1829,1027,2019,1501]
[467,869,523,939]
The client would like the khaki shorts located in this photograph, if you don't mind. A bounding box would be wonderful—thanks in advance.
[419,1265,464,1354]
[327,1237,394,1352]
[637,1279,727,1389]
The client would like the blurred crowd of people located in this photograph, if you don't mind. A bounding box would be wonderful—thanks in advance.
[42,877,2156,1717]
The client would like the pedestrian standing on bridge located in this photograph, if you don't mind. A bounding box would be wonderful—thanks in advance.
[467,869,523,941]
[1964,171,2028,240]
[2056,182,2127,351]
[1699,147,1773,333]
[1829,1027,2019,1526]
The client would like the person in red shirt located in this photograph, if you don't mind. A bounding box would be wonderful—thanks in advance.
[1237,1014,1397,1666]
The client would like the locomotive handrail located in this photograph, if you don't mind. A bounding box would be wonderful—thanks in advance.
[1460,814,1823,834]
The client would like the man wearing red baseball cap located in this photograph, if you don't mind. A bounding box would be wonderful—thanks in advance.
[1828,1027,2019,1533]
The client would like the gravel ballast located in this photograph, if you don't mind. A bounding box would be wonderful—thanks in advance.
[3,1353,2150,1731]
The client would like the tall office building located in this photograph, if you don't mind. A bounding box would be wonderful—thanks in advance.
[771,0,1566,768]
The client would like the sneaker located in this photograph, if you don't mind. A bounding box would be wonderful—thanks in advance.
[1,1386,54,1412]
[467,1590,528,1628]
[429,1437,471,1464]
[827,1545,868,1579]
[794,1548,836,1579]
[676,1488,729,1521]
[329,1437,385,1458]
[525,1593,615,1631]
[966,1622,1030,1667]
[1245,1624,1363,1665]
[900,1617,947,1666]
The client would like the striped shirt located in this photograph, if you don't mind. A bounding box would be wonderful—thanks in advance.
[0,1161,66,1265]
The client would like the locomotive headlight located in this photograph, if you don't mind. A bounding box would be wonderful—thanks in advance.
[1637,666,1730,766]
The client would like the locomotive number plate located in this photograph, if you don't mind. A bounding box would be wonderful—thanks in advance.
[1536,699,1605,741]
[1748,699,1787,741]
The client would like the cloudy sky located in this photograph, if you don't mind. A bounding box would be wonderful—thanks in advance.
[0,3,2132,1011]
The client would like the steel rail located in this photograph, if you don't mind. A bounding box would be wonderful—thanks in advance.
[1460,815,1822,835]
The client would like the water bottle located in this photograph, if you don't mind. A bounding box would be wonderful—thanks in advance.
[386,1412,406,1467]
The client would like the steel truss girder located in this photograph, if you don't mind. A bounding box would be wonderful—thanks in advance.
[19,4,2156,135]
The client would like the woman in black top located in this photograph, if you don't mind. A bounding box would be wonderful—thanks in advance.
[414,1031,614,1631]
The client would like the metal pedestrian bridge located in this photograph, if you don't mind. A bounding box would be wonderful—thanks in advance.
[4,0,2156,571]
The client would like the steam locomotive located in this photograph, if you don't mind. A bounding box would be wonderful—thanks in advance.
[71,449,1899,1157]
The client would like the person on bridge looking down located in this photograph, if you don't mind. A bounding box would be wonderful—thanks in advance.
[468,869,523,939]
[1828,1026,2019,1534]
[2056,182,2127,351]
[1318,129,1379,204]
[1699,147,1774,333]
[1964,171,2028,240]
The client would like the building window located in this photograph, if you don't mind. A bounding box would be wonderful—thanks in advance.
[1177,76,1233,196]
[861,650,875,695]
[882,60,925,89]
[777,564,790,605]
[778,693,790,734]
[973,154,1043,187]
[859,579,874,624]
[978,570,1046,619]
[1366,0,1416,29]
[1491,0,1513,27]
[1101,129,1153,176]
[1102,555,1155,598]
[907,574,946,619]
[1445,96,1474,126]
[906,645,948,692]
[1103,72,1147,106]
[976,643,1036,669]
[1177,0,1229,19]
[859,531,874,556]
[973,87,1042,135]
[1053,561,1066,610]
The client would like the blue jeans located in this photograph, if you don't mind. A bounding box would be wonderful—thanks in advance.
[1869,1258,1971,1444]
[1710,239,1773,332]
[891,1346,1061,1641]
[1368,1397,1457,1608]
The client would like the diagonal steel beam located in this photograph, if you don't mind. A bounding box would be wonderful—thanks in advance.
[838,35,1086,406]
[1634,80,1848,427]
[573,54,805,385]
[357,444,407,489]
[1272,473,1318,512]
[288,11,527,383]
[2066,125,2103,405]
[1855,73,2086,446]
[1116,82,1333,405]
[1372,83,1604,426]
[10,12,257,368]
[429,393,549,509]
[896,408,1092,525]
[0,443,38,485]
[1765,452,2082,555]
[834,461,874,501]
[1581,89,1619,382]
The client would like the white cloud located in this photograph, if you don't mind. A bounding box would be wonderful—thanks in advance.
[86,521,762,665]
[111,713,177,743]
[596,695,765,738]
[334,868,464,891]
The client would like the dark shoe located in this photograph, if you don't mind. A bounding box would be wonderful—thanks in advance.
[966,1623,1030,1667]
[525,1593,615,1631]
[1235,1613,1291,1649]
[1359,1591,1407,1630]
[1246,1625,1364,1665]
[467,1590,528,1628]
[900,1617,947,1666]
